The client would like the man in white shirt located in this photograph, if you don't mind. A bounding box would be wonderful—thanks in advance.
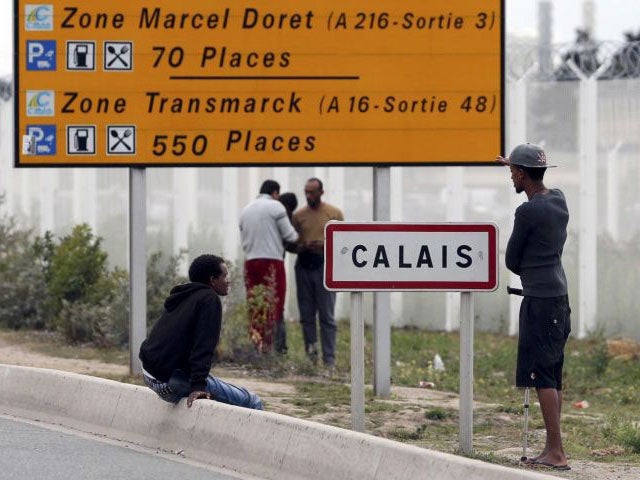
[239,180,298,353]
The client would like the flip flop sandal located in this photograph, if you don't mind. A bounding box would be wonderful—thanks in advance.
[528,460,571,471]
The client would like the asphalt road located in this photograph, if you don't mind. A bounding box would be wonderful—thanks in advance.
[0,415,249,480]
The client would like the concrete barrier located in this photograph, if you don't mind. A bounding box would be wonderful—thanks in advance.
[0,364,555,480]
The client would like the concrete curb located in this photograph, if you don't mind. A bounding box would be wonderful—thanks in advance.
[0,364,555,480]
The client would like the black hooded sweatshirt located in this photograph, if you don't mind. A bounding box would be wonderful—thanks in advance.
[139,282,222,392]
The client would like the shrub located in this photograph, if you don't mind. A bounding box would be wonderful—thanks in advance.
[57,299,118,347]
[54,250,185,347]
[59,275,127,346]
[0,205,47,329]
[145,251,187,329]
[41,224,109,322]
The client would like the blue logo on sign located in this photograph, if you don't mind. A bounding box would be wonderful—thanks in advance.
[26,125,56,155]
[27,40,56,71]
[25,5,54,31]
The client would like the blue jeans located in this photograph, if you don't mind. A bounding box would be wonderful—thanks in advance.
[144,369,263,410]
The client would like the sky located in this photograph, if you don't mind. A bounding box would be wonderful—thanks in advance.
[1,0,638,76]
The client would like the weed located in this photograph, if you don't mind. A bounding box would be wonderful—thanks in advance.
[603,414,640,453]
[495,404,523,415]
[365,400,403,414]
[424,407,454,421]
[389,424,428,441]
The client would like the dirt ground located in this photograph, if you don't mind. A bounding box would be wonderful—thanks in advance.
[1,335,638,480]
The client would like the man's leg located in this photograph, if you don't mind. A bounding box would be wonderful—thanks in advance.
[206,375,263,410]
[245,259,279,351]
[535,387,568,467]
[244,259,263,348]
[273,261,288,354]
[314,268,337,366]
[295,262,319,362]
[528,389,563,463]
[529,296,570,466]
[274,314,287,354]
[165,370,191,403]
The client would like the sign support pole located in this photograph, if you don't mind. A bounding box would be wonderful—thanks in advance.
[459,291,475,454]
[373,167,391,397]
[129,167,147,375]
[350,291,365,432]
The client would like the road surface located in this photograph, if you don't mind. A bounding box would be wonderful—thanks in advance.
[0,415,252,480]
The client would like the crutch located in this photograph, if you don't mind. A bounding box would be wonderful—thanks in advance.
[507,286,529,462]
[521,386,531,462]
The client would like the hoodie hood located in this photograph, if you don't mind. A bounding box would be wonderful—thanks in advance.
[164,282,212,311]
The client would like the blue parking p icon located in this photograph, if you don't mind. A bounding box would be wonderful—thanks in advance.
[26,125,57,155]
[27,40,57,71]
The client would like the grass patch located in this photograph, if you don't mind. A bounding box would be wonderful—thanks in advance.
[603,414,640,454]
[284,381,351,416]
[365,399,404,414]
[424,407,455,421]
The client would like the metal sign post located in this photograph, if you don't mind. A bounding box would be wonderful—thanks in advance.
[129,167,146,375]
[459,291,475,454]
[373,167,391,397]
[350,291,365,432]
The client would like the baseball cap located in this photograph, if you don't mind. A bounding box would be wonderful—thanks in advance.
[504,143,556,168]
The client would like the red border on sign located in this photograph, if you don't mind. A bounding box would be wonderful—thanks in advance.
[324,223,498,292]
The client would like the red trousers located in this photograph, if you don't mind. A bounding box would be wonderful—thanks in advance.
[244,259,286,351]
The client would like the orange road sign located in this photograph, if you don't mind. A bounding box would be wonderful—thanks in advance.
[15,0,504,167]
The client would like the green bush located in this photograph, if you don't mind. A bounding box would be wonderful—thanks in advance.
[40,224,109,322]
[0,207,231,348]
[33,224,128,344]
[53,249,185,347]
[55,268,129,347]
[0,205,47,329]
[145,251,187,330]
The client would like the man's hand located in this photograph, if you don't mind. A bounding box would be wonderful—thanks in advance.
[187,391,211,407]
[496,155,509,166]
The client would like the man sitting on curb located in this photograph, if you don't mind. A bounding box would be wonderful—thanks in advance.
[139,254,263,410]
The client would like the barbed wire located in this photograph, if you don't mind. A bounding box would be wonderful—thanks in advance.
[508,40,640,81]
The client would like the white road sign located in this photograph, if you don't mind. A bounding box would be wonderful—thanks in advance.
[324,222,498,291]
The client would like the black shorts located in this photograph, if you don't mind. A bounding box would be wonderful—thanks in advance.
[516,295,571,389]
